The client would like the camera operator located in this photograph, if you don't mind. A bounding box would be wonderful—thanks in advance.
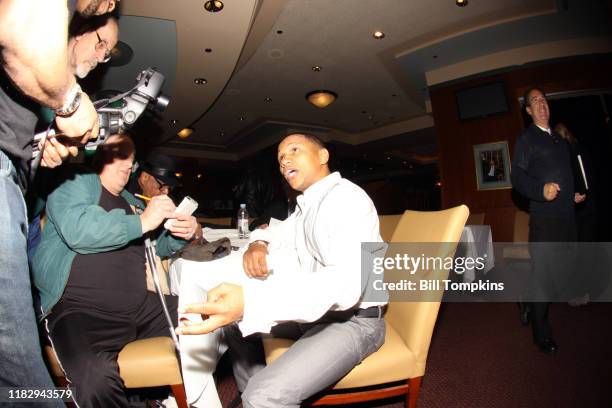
[0,0,117,394]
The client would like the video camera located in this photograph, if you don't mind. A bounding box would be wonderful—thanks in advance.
[33,67,169,153]
[91,67,169,149]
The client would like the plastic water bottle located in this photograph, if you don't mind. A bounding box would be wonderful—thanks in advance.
[237,203,249,239]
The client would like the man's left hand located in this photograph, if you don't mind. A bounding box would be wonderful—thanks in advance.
[574,193,586,203]
[39,137,78,168]
[169,214,199,240]
[175,283,244,335]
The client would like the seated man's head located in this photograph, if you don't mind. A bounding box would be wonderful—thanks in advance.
[137,153,179,197]
[68,15,119,78]
[93,134,135,195]
[76,0,118,17]
[278,133,330,192]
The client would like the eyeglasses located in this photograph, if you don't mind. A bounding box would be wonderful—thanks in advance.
[153,177,171,193]
[95,31,112,63]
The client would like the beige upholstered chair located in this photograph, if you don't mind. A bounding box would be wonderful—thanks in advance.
[502,209,530,260]
[263,205,470,407]
[45,338,188,408]
[378,214,403,242]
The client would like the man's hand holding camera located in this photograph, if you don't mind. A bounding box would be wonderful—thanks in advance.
[55,90,100,143]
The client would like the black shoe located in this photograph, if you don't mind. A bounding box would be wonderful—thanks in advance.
[518,302,530,326]
[535,338,559,355]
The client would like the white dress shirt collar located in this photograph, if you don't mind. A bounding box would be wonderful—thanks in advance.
[535,124,552,135]
[297,171,341,209]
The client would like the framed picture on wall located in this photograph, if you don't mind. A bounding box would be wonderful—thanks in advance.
[473,141,512,191]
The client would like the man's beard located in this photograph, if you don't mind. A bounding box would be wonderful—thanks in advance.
[75,63,92,79]
[81,0,105,16]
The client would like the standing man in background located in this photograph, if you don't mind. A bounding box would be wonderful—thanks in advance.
[0,0,117,397]
[511,87,585,355]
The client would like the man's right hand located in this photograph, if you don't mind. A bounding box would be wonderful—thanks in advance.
[139,195,176,233]
[243,241,269,278]
[543,182,560,201]
[55,93,99,144]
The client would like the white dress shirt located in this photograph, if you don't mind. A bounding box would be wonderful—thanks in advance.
[241,172,388,335]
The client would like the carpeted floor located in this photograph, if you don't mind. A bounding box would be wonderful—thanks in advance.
[215,302,612,408]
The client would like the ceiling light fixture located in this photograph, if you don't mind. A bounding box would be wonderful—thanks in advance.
[204,0,224,12]
[373,31,385,39]
[312,66,321,72]
[264,97,272,102]
[455,0,468,7]
[177,127,194,139]
[171,119,178,125]
[306,90,337,109]
[175,172,183,178]
[194,78,207,85]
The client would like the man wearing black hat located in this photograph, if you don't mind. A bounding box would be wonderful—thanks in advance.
[129,152,180,198]
[127,152,202,294]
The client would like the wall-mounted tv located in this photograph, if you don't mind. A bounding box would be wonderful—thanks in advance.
[455,82,509,120]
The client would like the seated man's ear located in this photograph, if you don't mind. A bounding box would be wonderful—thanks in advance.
[318,148,329,165]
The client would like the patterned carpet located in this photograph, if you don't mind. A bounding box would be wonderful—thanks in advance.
[215,302,612,408]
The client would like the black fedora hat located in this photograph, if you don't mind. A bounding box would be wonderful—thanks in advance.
[140,152,179,188]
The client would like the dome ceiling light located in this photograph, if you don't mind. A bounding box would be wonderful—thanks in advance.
[306,90,337,109]
[177,127,194,139]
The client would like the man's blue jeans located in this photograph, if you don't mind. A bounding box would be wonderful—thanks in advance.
[0,150,62,406]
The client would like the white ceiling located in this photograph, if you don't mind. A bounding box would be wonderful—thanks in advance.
[98,0,612,162]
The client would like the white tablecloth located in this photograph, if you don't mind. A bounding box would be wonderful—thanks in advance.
[169,228,249,295]
[455,225,495,283]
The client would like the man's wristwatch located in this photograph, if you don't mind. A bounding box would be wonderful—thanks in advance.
[55,83,82,117]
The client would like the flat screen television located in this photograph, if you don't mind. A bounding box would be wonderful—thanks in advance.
[455,82,509,120]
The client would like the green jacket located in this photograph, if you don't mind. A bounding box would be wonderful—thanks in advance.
[32,170,186,320]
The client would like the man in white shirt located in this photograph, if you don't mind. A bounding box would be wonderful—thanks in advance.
[177,133,387,407]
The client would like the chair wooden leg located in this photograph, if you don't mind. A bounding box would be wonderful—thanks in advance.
[406,377,422,408]
[170,383,189,408]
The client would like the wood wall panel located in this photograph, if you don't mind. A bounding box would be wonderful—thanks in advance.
[430,55,612,241]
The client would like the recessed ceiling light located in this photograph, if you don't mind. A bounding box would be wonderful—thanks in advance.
[312,66,322,72]
[175,172,183,178]
[177,127,194,139]
[194,78,207,85]
[204,0,224,13]
[170,119,178,125]
[196,173,203,179]
[373,31,385,39]
[456,0,468,7]
[239,116,245,121]
[264,97,272,102]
